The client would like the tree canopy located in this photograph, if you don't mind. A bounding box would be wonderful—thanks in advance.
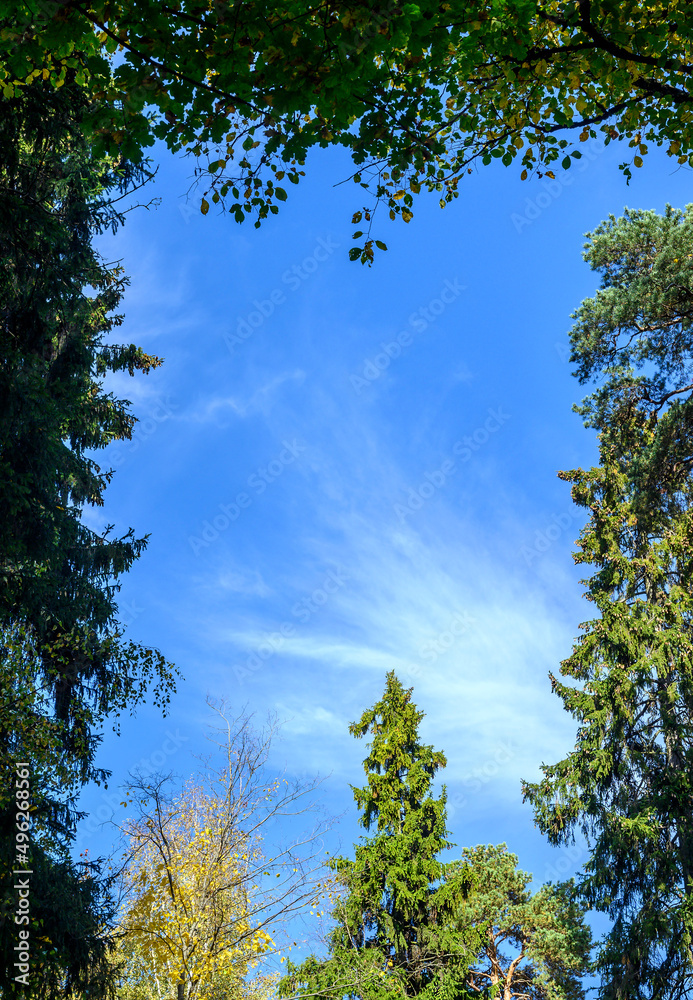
[2,2,693,260]
[118,778,274,1000]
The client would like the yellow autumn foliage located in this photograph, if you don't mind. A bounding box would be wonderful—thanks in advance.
[115,700,332,1000]
[118,780,275,1000]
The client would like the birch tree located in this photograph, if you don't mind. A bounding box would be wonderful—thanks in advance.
[118,701,330,1000]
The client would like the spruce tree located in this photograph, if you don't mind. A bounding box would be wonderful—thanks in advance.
[0,79,176,997]
[523,206,693,1000]
[279,671,481,1000]
[281,674,591,1000]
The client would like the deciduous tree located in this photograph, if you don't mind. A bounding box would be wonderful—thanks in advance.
[114,933,279,1000]
[2,3,693,260]
[117,702,329,1000]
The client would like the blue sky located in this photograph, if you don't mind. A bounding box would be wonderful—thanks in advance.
[79,134,692,959]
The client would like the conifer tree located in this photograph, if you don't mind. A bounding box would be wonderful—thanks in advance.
[454,845,590,1000]
[523,206,693,1000]
[281,674,591,1000]
[0,79,176,997]
[279,672,482,1000]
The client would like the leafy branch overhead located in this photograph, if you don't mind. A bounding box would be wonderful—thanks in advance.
[2,2,693,260]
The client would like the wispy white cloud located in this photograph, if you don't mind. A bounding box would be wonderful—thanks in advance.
[215,569,272,598]
[180,391,581,806]
[271,518,575,788]
[102,369,171,408]
[188,369,307,424]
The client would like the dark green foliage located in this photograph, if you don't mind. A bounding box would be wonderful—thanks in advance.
[523,207,693,999]
[337,672,472,989]
[0,618,120,1000]
[0,80,175,747]
[0,80,176,997]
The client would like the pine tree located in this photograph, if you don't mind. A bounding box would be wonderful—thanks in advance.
[523,206,693,999]
[455,845,590,1000]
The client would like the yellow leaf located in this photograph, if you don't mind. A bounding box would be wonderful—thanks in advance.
[201,198,210,215]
